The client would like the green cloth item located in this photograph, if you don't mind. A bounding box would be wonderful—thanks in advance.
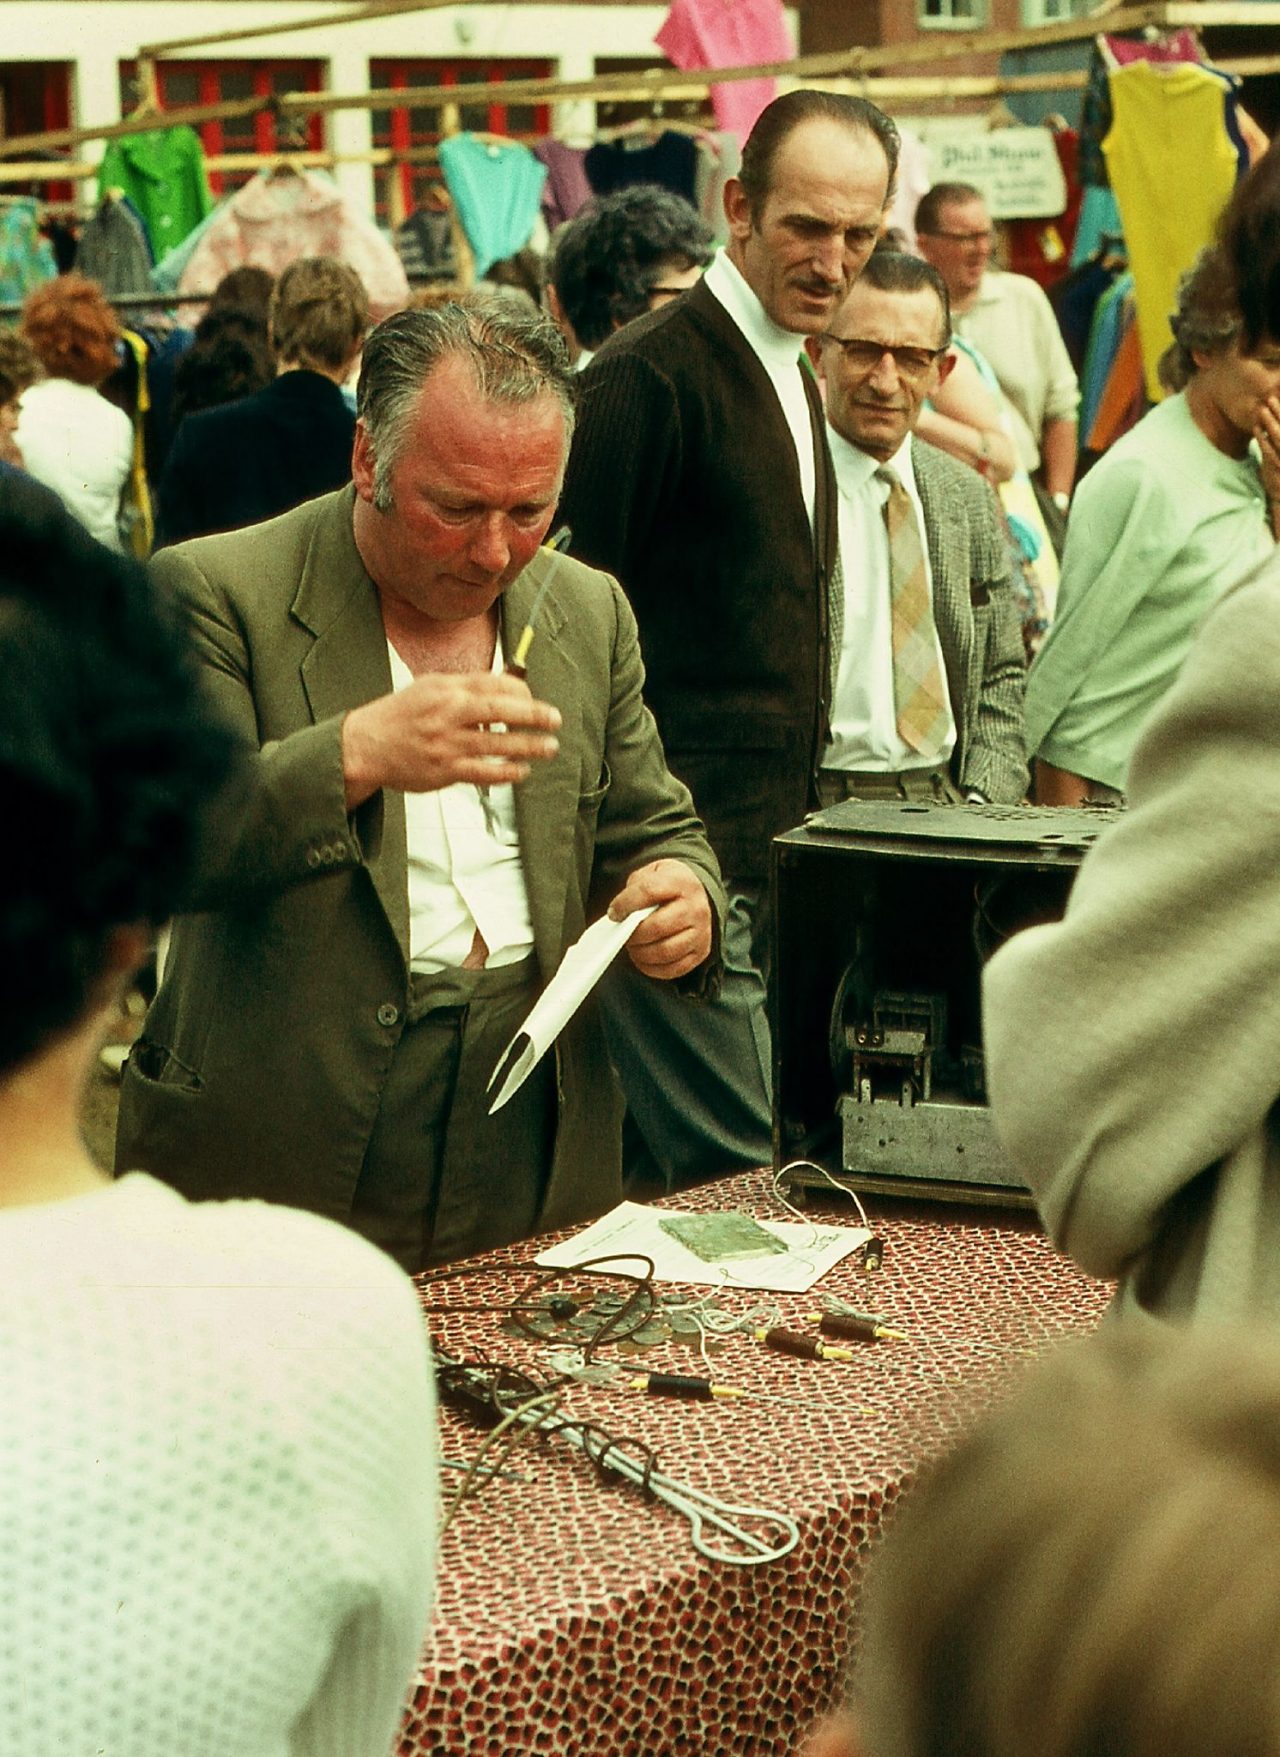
[98,126,213,257]
[1025,390,1272,791]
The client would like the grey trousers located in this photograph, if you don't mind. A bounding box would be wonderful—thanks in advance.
[349,953,552,1272]
[597,889,774,1192]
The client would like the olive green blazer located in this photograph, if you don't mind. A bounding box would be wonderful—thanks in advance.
[117,487,724,1236]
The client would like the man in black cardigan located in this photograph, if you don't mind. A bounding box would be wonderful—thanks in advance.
[559,90,898,1188]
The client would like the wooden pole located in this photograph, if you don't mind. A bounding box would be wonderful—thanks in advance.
[4,1,1280,160]
[139,0,472,61]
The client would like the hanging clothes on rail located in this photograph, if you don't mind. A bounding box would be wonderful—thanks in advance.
[98,126,213,257]
[394,202,459,284]
[77,193,154,296]
[655,0,792,141]
[532,141,593,231]
[692,129,739,245]
[437,135,547,278]
[177,167,409,321]
[584,129,700,204]
[0,199,57,303]
[1102,59,1242,400]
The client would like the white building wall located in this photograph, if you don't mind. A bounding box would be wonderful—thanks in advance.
[0,1,698,213]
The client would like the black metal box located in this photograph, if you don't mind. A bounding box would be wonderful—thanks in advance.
[771,800,1115,1206]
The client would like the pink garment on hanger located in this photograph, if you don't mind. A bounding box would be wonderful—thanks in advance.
[655,0,793,143]
[178,170,409,323]
[888,129,932,252]
[1101,29,1201,66]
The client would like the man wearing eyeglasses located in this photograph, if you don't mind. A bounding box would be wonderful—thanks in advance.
[915,181,1079,520]
[808,251,1028,807]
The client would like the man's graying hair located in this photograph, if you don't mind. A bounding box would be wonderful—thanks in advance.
[356,298,576,511]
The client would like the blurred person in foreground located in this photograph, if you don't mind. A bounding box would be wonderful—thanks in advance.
[807,1323,1280,1757]
[984,543,1280,1321]
[547,184,715,367]
[156,256,369,546]
[117,298,722,1272]
[16,273,133,549]
[0,478,439,1757]
[0,329,42,471]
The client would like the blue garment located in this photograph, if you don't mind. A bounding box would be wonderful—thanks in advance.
[1070,186,1124,268]
[0,199,56,303]
[437,134,547,277]
[151,205,222,294]
[1079,273,1133,439]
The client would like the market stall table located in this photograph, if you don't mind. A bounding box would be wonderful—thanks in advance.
[401,1168,1110,1756]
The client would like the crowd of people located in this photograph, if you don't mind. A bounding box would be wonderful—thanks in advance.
[3,80,1280,1757]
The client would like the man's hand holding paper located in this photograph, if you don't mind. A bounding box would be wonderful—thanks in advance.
[609,858,713,980]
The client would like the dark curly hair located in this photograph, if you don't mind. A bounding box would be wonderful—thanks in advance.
[170,305,276,427]
[21,272,120,387]
[0,477,238,1072]
[550,185,714,350]
[1216,136,1280,356]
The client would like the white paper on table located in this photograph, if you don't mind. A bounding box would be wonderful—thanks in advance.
[534,1200,871,1293]
[487,904,658,1113]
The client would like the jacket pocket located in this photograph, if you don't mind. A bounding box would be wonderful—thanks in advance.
[126,1038,203,1093]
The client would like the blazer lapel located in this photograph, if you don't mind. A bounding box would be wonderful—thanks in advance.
[505,550,582,980]
[293,489,409,958]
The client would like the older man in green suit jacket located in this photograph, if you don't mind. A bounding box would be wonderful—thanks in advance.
[117,303,724,1270]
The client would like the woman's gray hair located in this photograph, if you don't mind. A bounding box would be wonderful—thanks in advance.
[356,297,576,510]
[1160,245,1242,392]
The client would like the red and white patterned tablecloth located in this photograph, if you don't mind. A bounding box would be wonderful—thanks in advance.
[404,1171,1111,1756]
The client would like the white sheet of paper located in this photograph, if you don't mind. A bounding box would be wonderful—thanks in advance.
[487,905,658,1113]
[534,1201,870,1293]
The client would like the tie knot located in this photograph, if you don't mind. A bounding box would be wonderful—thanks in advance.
[875,465,902,491]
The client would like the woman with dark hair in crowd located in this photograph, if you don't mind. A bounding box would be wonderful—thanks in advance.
[16,273,133,548]
[157,256,368,546]
[1024,243,1280,805]
[0,482,439,1755]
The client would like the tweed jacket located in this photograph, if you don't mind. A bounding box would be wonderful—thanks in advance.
[984,550,1280,1322]
[116,487,724,1235]
[911,438,1029,804]
[558,277,840,884]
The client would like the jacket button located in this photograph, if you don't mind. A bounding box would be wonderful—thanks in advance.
[376,1003,400,1028]
[305,847,321,867]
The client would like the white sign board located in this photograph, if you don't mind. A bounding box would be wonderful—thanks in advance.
[928,126,1067,219]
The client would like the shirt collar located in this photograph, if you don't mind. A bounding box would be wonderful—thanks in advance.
[827,426,916,498]
[702,248,807,373]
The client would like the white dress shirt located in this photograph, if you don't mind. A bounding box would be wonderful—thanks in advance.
[702,249,817,527]
[389,641,535,972]
[825,431,956,772]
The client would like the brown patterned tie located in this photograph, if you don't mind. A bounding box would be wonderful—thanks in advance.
[877,465,949,759]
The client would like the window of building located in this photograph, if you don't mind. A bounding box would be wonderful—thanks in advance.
[0,62,74,202]
[917,0,985,30]
[369,59,552,228]
[1020,0,1092,21]
[117,60,324,197]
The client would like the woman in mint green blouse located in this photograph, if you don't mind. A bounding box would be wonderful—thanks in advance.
[1027,246,1280,803]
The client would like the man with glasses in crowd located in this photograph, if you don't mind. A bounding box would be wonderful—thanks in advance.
[807,251,1027,807]
[915,181,1079,523]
